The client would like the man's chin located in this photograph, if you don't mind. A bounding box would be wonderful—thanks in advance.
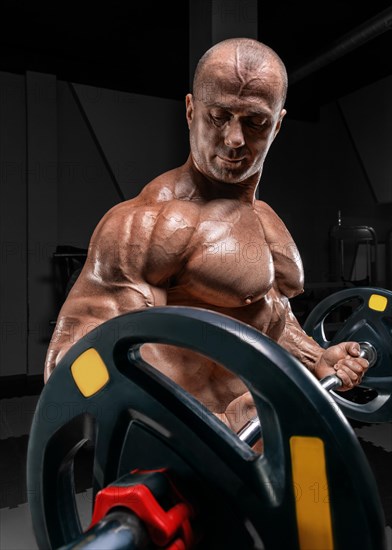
[210,165,250,185]
[193,156,253,185]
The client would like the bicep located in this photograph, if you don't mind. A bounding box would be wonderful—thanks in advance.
[61,259,168,324]
[44,264,168,381]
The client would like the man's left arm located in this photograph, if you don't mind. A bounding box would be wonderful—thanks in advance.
[277,298,369,391]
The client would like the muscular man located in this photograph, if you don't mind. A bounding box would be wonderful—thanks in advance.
[44,37,368,434]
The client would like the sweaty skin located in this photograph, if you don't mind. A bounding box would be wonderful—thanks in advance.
[44,38,368,437]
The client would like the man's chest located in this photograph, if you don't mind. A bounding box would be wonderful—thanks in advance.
[174,209,276,307]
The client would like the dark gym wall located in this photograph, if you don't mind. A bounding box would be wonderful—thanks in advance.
[262,74,392,287]
[57,82,189,248]
[57,81,121,248]
[26,72,58,378]
[339,74,392,205]
[73,83,189,202]
[0,72,26,377]
[0,71,188,377]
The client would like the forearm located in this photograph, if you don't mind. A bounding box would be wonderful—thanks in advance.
[276,302,369,390]
[277,308,324,375]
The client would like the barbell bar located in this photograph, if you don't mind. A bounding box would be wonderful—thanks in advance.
[238,340,378,447]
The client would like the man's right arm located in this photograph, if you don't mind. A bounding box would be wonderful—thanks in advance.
[44,199,192,382]
[44,281,167,382]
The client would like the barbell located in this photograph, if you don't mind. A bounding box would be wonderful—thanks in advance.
[237,340,375,448]
[303,286,392,422]
[27,306,387,549]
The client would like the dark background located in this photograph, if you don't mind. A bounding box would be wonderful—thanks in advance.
[0,0,392,376]
[1,1,391,117]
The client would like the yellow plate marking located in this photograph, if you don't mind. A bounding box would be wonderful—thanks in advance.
[368,294,387,312]
[71,348,110,398]
[290,436,334,550]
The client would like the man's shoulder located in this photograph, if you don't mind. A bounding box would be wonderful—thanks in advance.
[254,198,299,248]
[93,181,201,247]
[254,198,279,214]
[254,199,288,229]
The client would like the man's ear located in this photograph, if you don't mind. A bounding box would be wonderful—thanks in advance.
[185,93,194,128]
[273,108,287,138]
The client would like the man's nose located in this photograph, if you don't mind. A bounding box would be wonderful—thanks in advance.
[224,119,245,148]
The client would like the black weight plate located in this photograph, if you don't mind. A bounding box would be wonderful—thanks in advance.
[303,287,392,422]
[27,306,386,549]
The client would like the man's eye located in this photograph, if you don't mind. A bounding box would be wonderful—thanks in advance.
[248,119,266,129]
[210,114,229,125]
[248,118,268,129]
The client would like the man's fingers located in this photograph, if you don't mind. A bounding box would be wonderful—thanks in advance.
[334,370,355,389]
[223,391,257,433]
[347,341,361,356]
[317,341,371,390]
[334,366,361,389]
[334,357,370,389]
[334,357,369,374]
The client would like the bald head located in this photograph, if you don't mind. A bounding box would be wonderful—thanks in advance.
[192,38,288,109]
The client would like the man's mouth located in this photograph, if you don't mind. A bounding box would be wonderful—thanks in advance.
[218,155,246,164]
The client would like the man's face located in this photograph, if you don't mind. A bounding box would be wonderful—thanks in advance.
[186,63,286,185]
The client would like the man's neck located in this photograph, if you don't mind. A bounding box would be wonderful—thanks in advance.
[185,155,259,204]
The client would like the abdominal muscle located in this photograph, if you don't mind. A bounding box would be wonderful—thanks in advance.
[140,287,286,417]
